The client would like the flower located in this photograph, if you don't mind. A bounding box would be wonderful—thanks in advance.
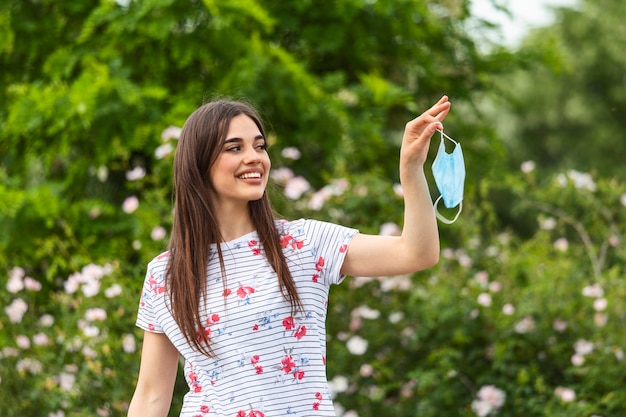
[567,170,596,191]
[574,339,594,355]
[552,319,568,333]
[520,160,535,173]
[284,176,311,200]
[16,358,43,374]
[151,226,167,240]
[379,222,401,236]
[16,335,30,349]
[161,125,182,141]
[281,147,301,160]
[555,386,576,402]
[502,303,515,315]
[328,375,349,395]
[308,188,330,211]
[39,314,55,327]
[125,166,146,181]
[477,293,492,307]
[539,217,557,230]
[471,399,492,417]
[155,143,174,159]
[582,283,604,298]
[122,334,137,353]
[593,298,608,311]
[471,385,506,416]
[58,372,76,391]
[5,298,28,323]
[474,271,489,287]
[477,385,506,408]
[393,183,404,197]
[270,167,294,185]
[594,313,608,327]
[346,335,368,355]
[122,196,139,213]
[571,353,584,366]
[388,311,404,324]
[352,305,380,320]
[514,316,536,334]
[105,284,123,298]
[23,277,42,291]
[553,237,569,251]
[85,308,107,322]
[7,267,25,293]
[33,333,50,346]
[488,281,502,293]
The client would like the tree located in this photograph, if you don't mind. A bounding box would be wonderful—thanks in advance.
[494,0,626,179]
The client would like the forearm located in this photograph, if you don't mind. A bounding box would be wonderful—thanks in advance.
[399,164,440,268]
[127,390,173,417]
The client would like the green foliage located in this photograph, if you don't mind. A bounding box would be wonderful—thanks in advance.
[492,0,626,178]
[2,0,625,416]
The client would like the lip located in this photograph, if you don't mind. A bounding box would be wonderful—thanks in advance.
[235,169,264,180]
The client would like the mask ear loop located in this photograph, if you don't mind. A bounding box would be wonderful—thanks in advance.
[440,130,459,148]
[434,196,462,224]
[433,130,463,224]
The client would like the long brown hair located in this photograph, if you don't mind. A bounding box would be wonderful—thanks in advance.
[166,100,302,357]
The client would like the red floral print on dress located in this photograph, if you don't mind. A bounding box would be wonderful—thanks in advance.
[237,285,256,298]
[196,326,211,342]
[339,243,348,253]
[200,405,210,413]
[237,410,265,417]
[188,370,202,393]
[207,313,220,325]
[248,239,261,256]
[281,355,296,374]
[315,257,325,272]
[294,325,307,340]
[280,234,293,248]
[250,355,263,374]
[291,239,304,250]
[282,316,295,331]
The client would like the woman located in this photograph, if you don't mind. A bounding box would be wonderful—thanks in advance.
[128,96,451,417]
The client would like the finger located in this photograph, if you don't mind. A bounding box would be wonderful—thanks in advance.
[434,104,451,122]
[427,95,449,115]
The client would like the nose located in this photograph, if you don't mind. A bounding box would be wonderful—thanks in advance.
[243,146,261,165]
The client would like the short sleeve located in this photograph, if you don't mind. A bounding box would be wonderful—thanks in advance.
[135,256,167,333]
[301,219,358,286]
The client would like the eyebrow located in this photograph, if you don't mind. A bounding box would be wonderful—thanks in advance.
[224,134,265,144]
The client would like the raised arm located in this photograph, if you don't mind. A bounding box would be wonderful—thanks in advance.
[340,96,451,277]
[127,331,179,417]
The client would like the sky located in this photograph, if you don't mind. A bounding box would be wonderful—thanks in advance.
[470,0,578,45]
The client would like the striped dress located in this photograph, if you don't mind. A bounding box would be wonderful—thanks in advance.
[136,219,358,417]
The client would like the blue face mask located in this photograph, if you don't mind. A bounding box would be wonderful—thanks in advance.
[431,130,465,224]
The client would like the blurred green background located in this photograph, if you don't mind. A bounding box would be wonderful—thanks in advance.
[1,0,625,416]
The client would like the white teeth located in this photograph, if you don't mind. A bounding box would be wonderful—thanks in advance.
[238,172,261,179]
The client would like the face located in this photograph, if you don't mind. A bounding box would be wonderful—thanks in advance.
[209,114,271,210]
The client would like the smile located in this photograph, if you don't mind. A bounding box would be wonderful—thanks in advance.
[237,172,262,179]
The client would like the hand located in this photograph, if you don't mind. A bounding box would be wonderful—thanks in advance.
[400,95,451,170]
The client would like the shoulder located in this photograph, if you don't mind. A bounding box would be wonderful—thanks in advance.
[146,251,170,275]
[274,218,332,238]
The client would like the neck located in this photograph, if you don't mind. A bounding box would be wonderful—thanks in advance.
[214,202,255,242]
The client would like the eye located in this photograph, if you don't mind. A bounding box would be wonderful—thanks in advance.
[226,145,241,152]
[256,143,268,151]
